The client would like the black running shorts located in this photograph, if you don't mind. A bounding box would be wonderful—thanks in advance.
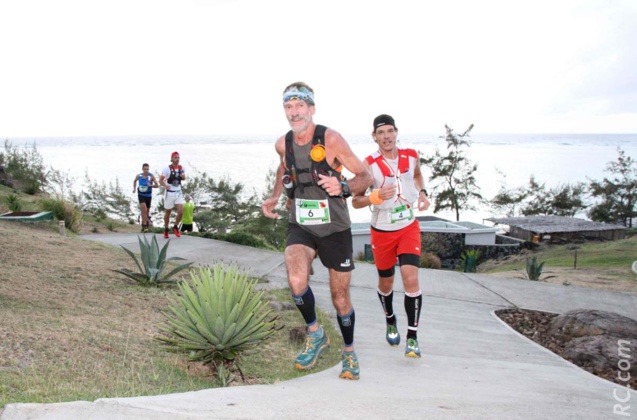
[286,223,355,272]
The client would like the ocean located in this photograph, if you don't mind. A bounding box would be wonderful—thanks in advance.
[5,133,636,224]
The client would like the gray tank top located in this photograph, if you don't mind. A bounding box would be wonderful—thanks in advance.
[288,139,351,237]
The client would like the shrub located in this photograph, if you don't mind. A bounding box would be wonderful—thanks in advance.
[104,220,119,232]
[0,140,47,194]
[420,252,442,269]
[200,231,270,250]
[39,198,83,233]
[157,265,278,384]
[6,194,22,212]
[23,182,40,196]
[94,208,107,221]
[113,234,194,287]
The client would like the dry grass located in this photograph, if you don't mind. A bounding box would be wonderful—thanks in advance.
[478,237,637,293]
[0,220,340,409]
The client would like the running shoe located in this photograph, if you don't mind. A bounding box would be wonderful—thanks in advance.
[339,351,360,380]
[386,322,400,347]
[405,337,421,358]
[163,228,169,239]
[294,325,330,370]
[172,226,181,238]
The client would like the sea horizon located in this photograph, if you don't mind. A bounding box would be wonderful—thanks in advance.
[3,133,636,224]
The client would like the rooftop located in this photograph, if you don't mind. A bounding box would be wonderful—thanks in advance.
[485,215,626,234]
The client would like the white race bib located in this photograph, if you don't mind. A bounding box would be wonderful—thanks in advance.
[295,199,330,225]
[390,204,413,223]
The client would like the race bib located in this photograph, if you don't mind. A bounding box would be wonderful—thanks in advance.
[138,186,149,193]
[390,204,413,223]
[295,199,330,225]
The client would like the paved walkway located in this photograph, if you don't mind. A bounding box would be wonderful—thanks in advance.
[2,234,636,419]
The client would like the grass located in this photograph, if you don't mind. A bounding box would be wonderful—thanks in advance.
[483,235,637,272]
[0,220,341,409]
[478,235,637,291]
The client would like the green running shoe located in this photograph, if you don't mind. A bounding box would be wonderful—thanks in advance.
[339,351,360,380]
[294,325,330,370]
[405,337,421,358]
[386,322,400,346]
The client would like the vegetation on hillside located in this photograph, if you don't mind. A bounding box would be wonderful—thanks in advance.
[0,221,340,408]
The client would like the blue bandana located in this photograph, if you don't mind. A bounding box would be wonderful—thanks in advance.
[283,86,315,105]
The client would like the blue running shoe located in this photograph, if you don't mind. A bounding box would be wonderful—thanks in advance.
[386,323,400,346]
[294,325,330,370]
[405,337,421,358]
[339,351,360,380]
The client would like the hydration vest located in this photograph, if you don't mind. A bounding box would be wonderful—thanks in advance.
[365,149,411,177]
[167,165,183,187]
[283,125,345,199]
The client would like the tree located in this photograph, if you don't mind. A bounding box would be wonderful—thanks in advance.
[183,168,260,233]
[233,167,289,250]
[588,148,637,227]
[75,171,135,221]
[490,173,587,218]
[489,169,528,217]
[520,176,552,216]
[550,182,587,217]
[420,124,481,221]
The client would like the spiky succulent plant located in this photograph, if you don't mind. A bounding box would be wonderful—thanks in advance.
[157,264,278,368]
[113,234,193,286]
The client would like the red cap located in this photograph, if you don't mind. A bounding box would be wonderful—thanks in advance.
[171,151,179,158]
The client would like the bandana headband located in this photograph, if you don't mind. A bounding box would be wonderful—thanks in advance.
[283,86,315,105]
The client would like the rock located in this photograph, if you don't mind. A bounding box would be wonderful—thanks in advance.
[289,326,306,344]
[563,335,635,376]
[548,309,637,340]
[548,309,637,386]
[497,308,637,388]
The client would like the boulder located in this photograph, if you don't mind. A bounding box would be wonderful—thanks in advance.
[548,309,637,385]
[548,309,637,339]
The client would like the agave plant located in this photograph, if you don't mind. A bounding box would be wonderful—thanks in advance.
[461,248,481,273]
[6,193,22,212]
[157,265,278,381]
[113,234,193,286]
[524,256,557,281]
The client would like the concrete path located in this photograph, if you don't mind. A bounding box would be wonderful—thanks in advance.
[2,234,636,419]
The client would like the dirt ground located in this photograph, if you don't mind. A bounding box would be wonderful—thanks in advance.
[481,266,637,293]
[0,220,168,371]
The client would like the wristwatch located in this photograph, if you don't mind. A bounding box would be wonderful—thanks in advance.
[420,188,428,197]
[340,181,352,198]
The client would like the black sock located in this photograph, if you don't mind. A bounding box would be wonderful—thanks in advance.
[405,291,422,340]
[377,289,396,325]
[337,309,355,347]
[292,287,317,326]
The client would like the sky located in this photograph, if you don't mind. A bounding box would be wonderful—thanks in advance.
[1,0,636,138]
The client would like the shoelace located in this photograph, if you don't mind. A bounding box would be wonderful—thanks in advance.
[302,338,317,354]
[343,354,357,367]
